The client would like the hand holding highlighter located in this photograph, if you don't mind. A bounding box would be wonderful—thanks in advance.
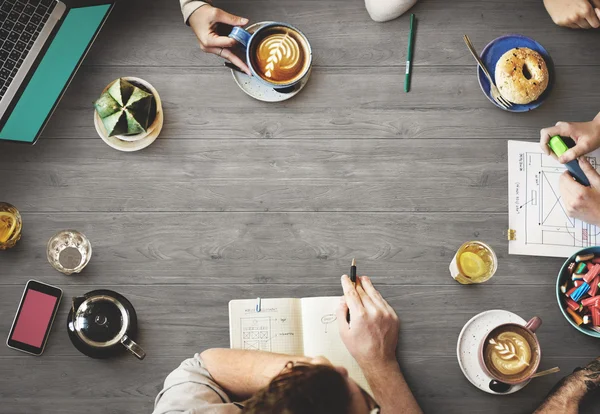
[548,136,591,187]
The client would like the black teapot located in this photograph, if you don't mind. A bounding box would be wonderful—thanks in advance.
[67,290,146,360]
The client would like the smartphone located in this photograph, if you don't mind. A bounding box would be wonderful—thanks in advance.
[6,280,62,356]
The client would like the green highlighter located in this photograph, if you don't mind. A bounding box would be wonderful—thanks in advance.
[548,136,590,187]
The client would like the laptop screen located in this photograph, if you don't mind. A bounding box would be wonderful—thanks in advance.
[0,4,111,144]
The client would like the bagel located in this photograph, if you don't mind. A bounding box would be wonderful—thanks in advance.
[495,48,548,105]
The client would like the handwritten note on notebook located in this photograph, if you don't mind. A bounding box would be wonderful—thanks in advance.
[229,296,372,395]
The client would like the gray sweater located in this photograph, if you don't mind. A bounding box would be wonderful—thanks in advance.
[180,0,209,23]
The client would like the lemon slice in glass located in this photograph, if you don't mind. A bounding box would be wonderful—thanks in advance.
[459,251,486,278]
[0,211,17,243]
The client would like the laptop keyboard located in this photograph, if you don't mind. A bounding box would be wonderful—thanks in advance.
[0,0,56,99]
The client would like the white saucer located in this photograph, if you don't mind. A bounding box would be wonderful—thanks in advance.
[94,77,164,152]
[456,309,530,395]
[230,22,311,103]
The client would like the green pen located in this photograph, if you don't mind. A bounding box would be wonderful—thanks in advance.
[548,136,590,187]
[404,14,416,93]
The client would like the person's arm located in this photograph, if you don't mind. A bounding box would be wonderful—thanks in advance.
[199,348,313,401]
[180,0,208,25]
[337,275,423,414]
[534,357,600,414]
[543,0,600,28]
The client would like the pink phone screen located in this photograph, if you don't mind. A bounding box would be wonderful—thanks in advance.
[11,290,57,348]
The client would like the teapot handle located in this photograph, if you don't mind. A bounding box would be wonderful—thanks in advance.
[121,335,146,360]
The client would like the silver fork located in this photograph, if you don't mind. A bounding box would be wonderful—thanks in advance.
[463,35,513,110]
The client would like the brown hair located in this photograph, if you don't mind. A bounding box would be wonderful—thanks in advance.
[242,363,351,414]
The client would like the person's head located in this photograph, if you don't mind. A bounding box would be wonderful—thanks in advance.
[242,357,379,414]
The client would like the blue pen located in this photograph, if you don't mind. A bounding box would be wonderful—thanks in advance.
[548,136,590,187]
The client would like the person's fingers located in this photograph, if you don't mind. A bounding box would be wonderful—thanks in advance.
[206,47,252,75]
[355,282,377,312]
[213,9,248,27]
[559,171,579,199]
[596,8,600,21]
[341,274,364,315]
[576,17,592,29]
[579,157,600,187]
[359,276,392,313]
[204,34,238,48]
[336,297,350,332]
[560,141,591,164]
[540,122,572,155]
[585,6,600,28]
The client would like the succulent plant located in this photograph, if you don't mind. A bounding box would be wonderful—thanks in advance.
[94,78,155,137]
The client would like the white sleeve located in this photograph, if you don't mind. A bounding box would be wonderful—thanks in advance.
[180,0,210,24]
[152,353,243,414]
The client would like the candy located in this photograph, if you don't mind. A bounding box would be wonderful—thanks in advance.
[592,258,600,264]
[566,286,578,297]
[572,274,584,282]
[575,280,584,288]
[590,326,600,334]
[571,283,591,302]
[590,277,600,297]
[581,296,600,307]
[589,263,596,271]
[576,253,595,262]
[592,307,600,326]
[560,281,569,293]
[575,262,588,274]
[566,298,582,311]
[567,307,584,325]
[583,315,592,324]
[584,264,600,283]
[568,262,576,274]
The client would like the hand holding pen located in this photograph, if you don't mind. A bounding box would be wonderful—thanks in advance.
[337,274,400,369]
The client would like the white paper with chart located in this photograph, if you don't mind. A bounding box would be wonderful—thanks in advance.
[229,297,371,395]
[508,140,600,258]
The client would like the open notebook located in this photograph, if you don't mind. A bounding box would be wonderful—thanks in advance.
[229,296,372,395]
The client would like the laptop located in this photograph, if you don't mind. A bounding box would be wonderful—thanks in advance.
[0,0,115,144]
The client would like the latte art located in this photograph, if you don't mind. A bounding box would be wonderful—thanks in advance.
[488,332,532,376]
[253,30,306,84]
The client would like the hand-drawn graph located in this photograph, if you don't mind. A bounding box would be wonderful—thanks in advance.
[509,141,600,257]
[241,317,271,351]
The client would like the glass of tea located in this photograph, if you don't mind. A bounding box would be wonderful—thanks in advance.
[449,241,497,284]
[0,202,22,250]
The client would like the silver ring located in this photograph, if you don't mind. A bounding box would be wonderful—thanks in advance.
[218,48,224,57]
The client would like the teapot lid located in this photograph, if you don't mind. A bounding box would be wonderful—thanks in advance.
[73,294,129,348]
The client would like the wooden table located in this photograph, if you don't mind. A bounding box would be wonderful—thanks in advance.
[1,0,599,412]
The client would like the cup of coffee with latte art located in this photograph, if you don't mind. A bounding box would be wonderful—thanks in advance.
[479,317,542,385]
[229,23,312,89]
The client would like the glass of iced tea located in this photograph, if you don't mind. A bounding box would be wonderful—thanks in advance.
[0,202,22,250]
[449,241,497,284]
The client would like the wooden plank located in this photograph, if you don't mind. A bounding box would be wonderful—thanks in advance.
[0,138,508,213]
[34,66,600,139]
[0,355,598,414]
[0,285,597,359]
[0,212,567,286]
[85,0,600,68]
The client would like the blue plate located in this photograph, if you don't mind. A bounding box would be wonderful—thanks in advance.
[477,34,554,112]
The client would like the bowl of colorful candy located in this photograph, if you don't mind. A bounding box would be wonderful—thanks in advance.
[556,247,600,338]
